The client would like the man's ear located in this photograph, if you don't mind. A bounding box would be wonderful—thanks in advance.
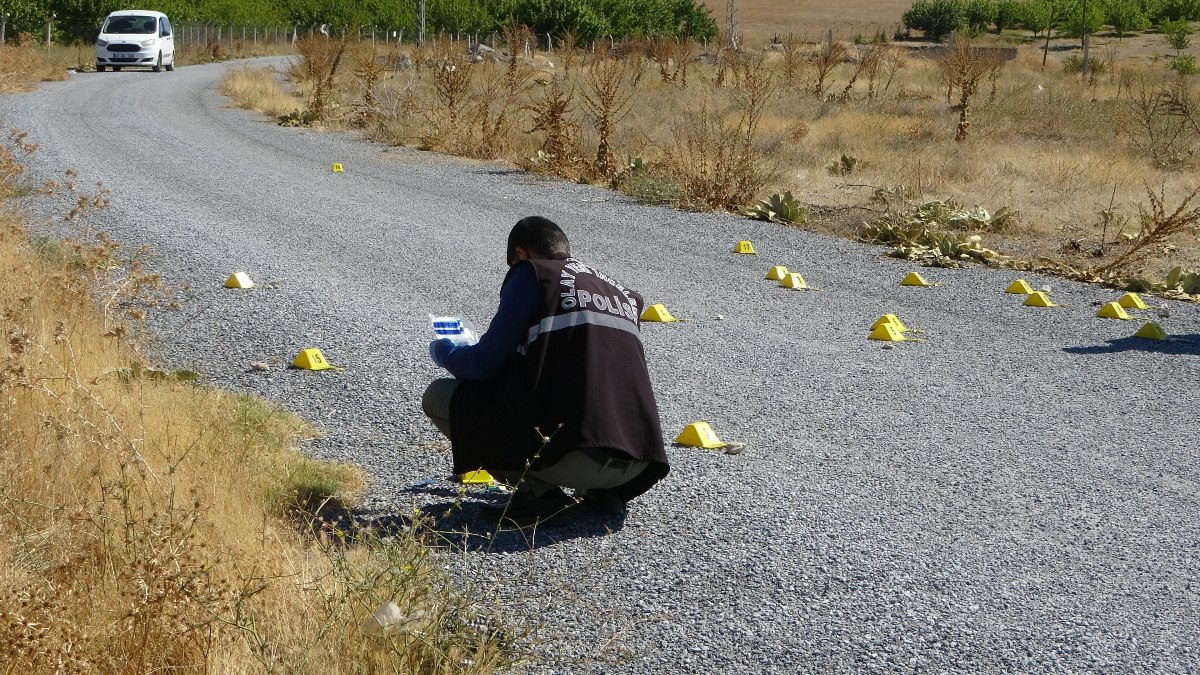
[514,246,530,262]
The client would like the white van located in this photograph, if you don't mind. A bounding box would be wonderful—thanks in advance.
[95,10,175,72]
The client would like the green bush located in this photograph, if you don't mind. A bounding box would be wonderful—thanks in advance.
[1106,0,1151,37]
[994,0,1024,32]
[1168,53,1199,75]
[903,0,970,40]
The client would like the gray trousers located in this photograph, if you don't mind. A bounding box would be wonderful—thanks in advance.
[422,378,648,496]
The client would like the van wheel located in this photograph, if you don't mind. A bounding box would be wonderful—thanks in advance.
[96,64,105,72]
[112,66,122,72]
[153,53,162,72]
[165,59,174,72]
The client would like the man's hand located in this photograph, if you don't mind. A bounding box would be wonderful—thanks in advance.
[429,338,456,368]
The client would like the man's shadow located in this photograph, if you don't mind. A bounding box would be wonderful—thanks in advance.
[409,497,628,553]
[1064,333,1200,356]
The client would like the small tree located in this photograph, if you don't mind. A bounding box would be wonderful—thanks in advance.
[965,0,998,34]
[994,1,1024,32]
[1105,0,1151,40]
[1021,0,1067,69]
[1059,1,1106,38]
[1161,18,1194,54]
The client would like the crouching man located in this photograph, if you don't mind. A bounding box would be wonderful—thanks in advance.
[423,216,669,522]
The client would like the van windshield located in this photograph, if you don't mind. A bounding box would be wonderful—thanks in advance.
[102,15,157,34]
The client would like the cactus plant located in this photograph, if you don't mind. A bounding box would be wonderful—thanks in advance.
[742,191,807,225]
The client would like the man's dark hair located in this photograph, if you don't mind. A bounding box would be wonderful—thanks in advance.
[508,216,570,265]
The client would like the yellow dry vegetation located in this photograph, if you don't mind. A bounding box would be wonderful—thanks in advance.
[243,33,1200,277]
[0,43,68,92]
[217,64,303,118]
[0,137,508,673]
[699,0,916,42]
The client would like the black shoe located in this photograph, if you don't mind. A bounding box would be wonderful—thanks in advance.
[576,488,627,517]
[481,487,576,524]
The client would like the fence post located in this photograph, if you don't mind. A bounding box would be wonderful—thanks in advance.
[827,29,833,50]
[371,26,375,48]
[417,0,425,45]
[45,13,55,50]
[1,14,8,45]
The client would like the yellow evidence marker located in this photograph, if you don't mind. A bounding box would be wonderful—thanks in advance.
[868,323,907,342]
[1023,291,1056,307]
[224,271,254,289]
[1118,292,1149,310]
[1133,322,1168,340]
[459,469,496,485]
[332,163,344,173]
[900,271,933,287]
[765,265,789,281]
[1096,302,1131,320]
[293,348,333,371]
[675,422,727,449]
[870,314,908,332]
[640,303,677,322]
[779,272,809,289]
[735,240,756,255]
[1006,279,1035,294]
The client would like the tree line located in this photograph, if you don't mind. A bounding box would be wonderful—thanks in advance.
[2,0,717,43]
[902,0,1200,41]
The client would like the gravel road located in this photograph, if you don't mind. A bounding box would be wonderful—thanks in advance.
[3,58,1199,673]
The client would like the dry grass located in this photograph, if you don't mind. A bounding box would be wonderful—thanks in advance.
[218,65,302,118]
[0,135,511,671]
[698,0,913,43]
[223,29,1200,283]
[0,42,68,92]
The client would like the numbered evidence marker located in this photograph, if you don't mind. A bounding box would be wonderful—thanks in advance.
[735,240,756,255]
[765,265,789,281]
[640,303,677,322]
[868,314,908,342]
[332,163,344,173]
[674,421,726,449]
[1118,292,1149,310]
[1006,278,1035,294]
[1023,291,1057,307]
[1133,321,1168,340]
[293,348,333,371]
[779,272,809,290]
[1096,301,1131,320]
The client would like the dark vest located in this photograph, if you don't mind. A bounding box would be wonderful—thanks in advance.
[449,255,669,500]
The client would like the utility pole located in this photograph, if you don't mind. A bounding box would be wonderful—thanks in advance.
[417,0,425,45]
[726,0,738,50]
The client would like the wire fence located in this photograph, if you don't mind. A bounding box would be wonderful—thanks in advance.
[2,13,913,58]
[0,14,481,51]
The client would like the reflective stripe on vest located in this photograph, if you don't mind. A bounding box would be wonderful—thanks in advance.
[518,309,641,354]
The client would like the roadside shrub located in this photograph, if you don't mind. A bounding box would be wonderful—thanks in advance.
[1063,54,1109,75]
